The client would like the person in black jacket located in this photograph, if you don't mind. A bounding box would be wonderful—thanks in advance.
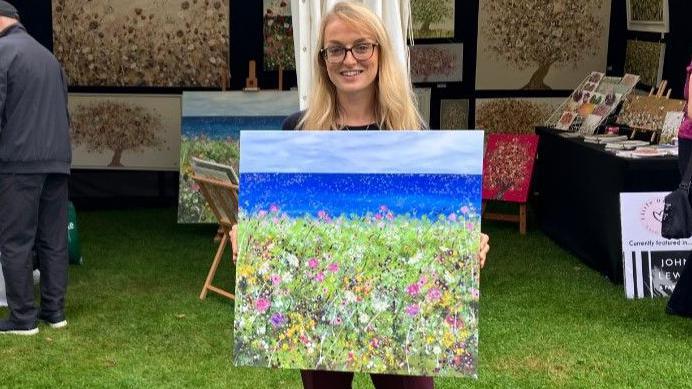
[0,1,72,335]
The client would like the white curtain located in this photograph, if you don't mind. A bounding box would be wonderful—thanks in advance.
[290,0,411,110]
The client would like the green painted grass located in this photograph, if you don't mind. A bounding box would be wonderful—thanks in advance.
[235,212,480,376]
[1,207,691,388]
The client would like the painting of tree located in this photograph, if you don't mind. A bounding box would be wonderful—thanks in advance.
[410,43,463,83]
[476,0,611,90]
[482,134,539,202]
[71,102,164,167]
[411,0,454,39]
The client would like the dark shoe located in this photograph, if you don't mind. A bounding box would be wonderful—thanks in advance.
[38,311,67,329]
[0,319,39,336]
[665,305,692,318]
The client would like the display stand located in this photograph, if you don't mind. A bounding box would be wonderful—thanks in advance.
[623,80,682,143]
[192,174,239,301]
[482,202,527,235]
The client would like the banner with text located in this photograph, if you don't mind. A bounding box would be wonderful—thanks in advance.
[620,192,691,299]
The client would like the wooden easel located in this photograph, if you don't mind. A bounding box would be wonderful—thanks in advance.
[482,202,527,235]
[244,60,260,91]
[192,174,239,301]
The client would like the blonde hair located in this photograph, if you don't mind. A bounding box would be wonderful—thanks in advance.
[299,1,424,130]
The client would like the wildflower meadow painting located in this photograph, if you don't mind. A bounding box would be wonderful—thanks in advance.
[233,131,484,378]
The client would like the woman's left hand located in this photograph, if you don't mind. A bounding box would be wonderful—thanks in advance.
[478,233,489,268]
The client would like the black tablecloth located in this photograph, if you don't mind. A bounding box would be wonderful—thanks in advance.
[534,127,680,283]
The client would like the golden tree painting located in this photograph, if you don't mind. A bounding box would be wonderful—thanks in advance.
[52,0,229,87]
[479,0,608,90]
[71,101,165,167]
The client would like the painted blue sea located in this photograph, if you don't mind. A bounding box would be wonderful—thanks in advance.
[240,173,482,219]
[182,116,286,140]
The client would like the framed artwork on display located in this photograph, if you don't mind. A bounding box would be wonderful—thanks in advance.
[482,134,539,203]
[476,0,611,90]
[233,130,483,378]
[178,91,299,223]
[263,0,296,71]
[624,40,666,89]
[414,88,432,126]
[52,0,230,87]
[626,0,670,33]
[410,0,455,39]
[68,93,181,171]
[475,97,564,135]
[440,99,470,130]
[410,43,463,83]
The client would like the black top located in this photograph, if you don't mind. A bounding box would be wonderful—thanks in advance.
[281,110,379,131]
[0,23,71,174]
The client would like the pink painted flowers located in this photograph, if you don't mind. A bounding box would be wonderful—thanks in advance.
[255,298,271,313]
[427,287,442,301]
[270,274,282,286]
[406,283,421,296]
[308,258,319,269]
[327,262,339,273]
[405,304,420,317]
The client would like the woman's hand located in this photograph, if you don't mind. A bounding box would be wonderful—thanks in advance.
[230,224,238,264]
[478,233,489,268]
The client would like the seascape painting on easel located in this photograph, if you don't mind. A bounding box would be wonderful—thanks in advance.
[177,91,299,223]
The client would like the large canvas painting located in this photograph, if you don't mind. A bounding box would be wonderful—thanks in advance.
[624,40,665,88]
[483,134,539,203]
[476,0,611,90]
[475,98,564,135]
[233,131,484,378]
[626,0,669,33]
[410,43,463,83]
[52,0,229,87]
[178,91,299,223]
[411,0,455,39]
[263,0,295,71]
[68,94,181,170]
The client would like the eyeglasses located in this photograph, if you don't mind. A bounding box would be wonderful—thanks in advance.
[320,42,378,64]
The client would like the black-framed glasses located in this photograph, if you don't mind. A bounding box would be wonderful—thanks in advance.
[320,42,378,64]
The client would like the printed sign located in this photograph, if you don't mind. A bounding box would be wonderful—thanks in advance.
[620,192,692,298]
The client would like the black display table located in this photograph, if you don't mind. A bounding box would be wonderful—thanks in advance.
[534,127,680,283]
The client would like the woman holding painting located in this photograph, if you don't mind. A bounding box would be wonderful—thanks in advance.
[279,2,490,388]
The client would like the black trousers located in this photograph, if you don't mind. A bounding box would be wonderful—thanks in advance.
[669,139,692,314]
[0,173,69,326]
[300,370,434,389]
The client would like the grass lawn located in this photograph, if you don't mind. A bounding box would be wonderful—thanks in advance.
[1,207,691,388]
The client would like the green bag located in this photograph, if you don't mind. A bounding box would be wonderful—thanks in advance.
[67,201,83,265]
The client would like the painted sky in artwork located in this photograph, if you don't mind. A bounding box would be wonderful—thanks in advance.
[240,131,484,174]
[182,91,299,117]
